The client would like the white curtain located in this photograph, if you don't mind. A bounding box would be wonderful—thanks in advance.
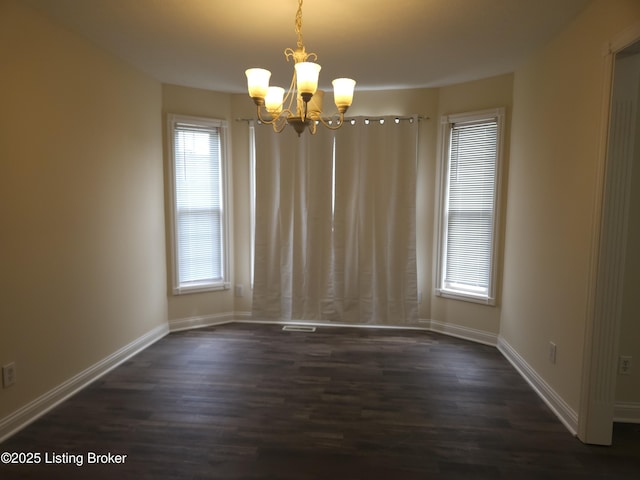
[252,125,335,320]
[252,116,418,325]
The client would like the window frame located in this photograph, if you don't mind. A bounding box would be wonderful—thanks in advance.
[435,108,505,305]
[167,113,231,295]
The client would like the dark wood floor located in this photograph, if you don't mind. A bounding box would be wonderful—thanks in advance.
[1,323,639,479]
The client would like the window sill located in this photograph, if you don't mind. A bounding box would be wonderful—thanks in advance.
[173,282,230,296]
[435,288,496,306]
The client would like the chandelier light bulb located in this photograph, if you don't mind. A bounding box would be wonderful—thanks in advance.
[245,68,271,102]
[295,62,321,98]
[332,78,356,112]
[265,87,285,114]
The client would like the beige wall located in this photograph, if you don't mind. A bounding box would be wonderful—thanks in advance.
[0,1,167,420]
[161,85,237,322]
[432,74,514,335]
[502,0,640,412]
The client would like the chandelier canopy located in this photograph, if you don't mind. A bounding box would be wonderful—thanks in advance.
[245,0,356,136]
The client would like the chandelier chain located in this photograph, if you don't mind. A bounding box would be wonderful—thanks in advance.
[295,0,304,50]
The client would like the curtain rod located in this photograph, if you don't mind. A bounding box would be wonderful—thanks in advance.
[235,115,430,123]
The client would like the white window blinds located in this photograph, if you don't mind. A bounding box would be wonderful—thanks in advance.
[437,109,504,304]
[169,115,228,294]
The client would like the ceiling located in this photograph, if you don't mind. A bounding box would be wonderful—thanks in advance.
[25,0,592,94]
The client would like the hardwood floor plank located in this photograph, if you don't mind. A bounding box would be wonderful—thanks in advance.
[1,323,639,479]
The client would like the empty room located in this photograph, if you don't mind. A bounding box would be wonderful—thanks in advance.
[1,0,639,478]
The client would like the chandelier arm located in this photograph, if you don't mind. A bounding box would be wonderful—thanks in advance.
[255,106,276,125]
[272,117,288,133]
[283,73,298,115]
[284,48,296,63]
[256,106,297,126]
[284,47,316,64]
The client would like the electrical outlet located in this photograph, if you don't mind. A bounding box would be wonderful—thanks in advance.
[234,284,244,297]
[2,362,16,388]
[619,356,632,375]
[549,342,557,365]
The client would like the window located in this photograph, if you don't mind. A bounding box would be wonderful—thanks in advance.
[168,114,229,294]
[436,108,505,305]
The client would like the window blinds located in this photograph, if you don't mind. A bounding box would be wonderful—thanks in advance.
[443,120,498,296]
[173,123,224,288]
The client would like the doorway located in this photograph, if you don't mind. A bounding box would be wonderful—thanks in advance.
[611,42,640,426]
[579,35,640,445]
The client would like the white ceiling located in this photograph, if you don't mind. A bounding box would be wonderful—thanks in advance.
[25,0,592,93]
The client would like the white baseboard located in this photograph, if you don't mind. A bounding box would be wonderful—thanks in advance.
[427,319,498,347]
[172,316,502,343]
[0,323,169,443]
[240,318,432,331]
[168,311,251,332]
[171,315,501,345]
[170,314,434,333]
[497,337,579,435]
[614,402,640,424]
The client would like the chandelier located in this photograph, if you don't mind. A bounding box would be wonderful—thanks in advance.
[245,0,356,136]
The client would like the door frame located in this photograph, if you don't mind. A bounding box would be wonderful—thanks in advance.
[579,23,640,445]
